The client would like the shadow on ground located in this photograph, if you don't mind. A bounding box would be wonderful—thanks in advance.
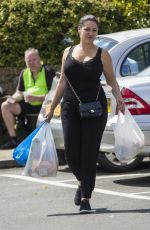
[47,207,150,217]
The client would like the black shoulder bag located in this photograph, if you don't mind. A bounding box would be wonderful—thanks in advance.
[66,78,103,118]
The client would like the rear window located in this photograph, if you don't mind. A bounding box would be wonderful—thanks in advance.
[121,42,150,76]
[137,66,150,76]
[94,37,118,50]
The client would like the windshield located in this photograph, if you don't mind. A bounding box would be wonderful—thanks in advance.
[94,37,118,50]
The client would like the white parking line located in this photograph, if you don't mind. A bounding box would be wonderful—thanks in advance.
[0,174,77,188]
[96,172,150,180]
[131,191,150,195]
[56,172,150,183]
[1,174,150,201]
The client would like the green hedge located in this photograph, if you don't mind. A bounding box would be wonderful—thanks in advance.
[0,0,149,68]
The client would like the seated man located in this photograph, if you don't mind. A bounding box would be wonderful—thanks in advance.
[0,48,55,149]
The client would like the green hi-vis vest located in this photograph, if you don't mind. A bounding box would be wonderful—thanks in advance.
[23,67,48,106]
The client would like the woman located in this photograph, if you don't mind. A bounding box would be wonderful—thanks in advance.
[46,15,124,213]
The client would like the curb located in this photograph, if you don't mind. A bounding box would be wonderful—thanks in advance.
[0,149,22,169]
[0,149,66,169]
[0,160,21,169]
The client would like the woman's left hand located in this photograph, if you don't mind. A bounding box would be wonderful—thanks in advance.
[116,98,125,114]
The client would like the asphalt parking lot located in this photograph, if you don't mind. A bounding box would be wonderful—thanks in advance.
[0,161,150,230]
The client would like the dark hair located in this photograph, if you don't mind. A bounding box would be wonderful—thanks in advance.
[78,15,99,27]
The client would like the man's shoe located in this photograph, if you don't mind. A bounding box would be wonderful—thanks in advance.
[74,186,81,206]
[0,138,18,150]
[79,200,94,214]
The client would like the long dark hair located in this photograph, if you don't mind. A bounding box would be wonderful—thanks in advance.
[78,15,99,27]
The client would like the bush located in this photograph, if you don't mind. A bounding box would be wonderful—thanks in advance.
[0,0,149,67]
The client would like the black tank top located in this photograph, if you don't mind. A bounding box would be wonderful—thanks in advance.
[63,47,103,103]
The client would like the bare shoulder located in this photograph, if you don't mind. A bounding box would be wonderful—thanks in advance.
[101,49,111,64]
[63,46,71,58]
[61,47,71,65]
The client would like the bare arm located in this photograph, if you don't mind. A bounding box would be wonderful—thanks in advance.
[23,94,46,103]
[6,90,23,103]
[7,90,45,103]
[101,49,125,112]
[46,47,70,121]
[12,90,24,101]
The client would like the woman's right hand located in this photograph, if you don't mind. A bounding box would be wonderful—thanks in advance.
[116,97,125,114]
[45,107,54,122]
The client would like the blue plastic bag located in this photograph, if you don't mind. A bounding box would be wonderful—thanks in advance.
[13,122,45,166]
[23,122,58,177]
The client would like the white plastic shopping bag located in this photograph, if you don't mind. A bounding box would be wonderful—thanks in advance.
[23,122,58,177]
[113,108,144,163]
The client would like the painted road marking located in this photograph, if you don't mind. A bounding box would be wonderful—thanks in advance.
[49,172,150,183]
[16,172,150,183]
[131,191,150,195]
[1,174,150,201]
[96,172,150,180]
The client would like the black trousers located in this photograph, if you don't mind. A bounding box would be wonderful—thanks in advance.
[61,97,108,198]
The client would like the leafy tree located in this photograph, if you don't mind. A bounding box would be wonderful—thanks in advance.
[0,0,149,67]
[112,0,150,31]
[0,0,70,67]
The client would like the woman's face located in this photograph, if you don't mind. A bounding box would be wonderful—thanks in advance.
[78,20,98,44]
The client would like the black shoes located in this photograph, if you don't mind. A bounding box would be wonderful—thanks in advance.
[74,186,81,206]
[0,137,18,150]
[79,199,93,214]
[74,186,95,214]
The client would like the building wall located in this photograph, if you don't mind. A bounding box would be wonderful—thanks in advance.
[0,67,22,95]
[0,67,22,144]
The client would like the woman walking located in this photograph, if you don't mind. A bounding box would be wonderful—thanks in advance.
[46,15,124,213]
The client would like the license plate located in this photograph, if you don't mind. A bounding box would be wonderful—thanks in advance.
[53,104,61,117]
[107,98,111,113]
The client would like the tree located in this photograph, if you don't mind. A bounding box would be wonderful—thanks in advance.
[112,0,150,31]
[0,0,69,66]
[0,0,149,67]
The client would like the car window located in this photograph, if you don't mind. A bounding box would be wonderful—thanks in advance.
[94,37,118,51]
[121,42,150,76]
[137,66,150,76]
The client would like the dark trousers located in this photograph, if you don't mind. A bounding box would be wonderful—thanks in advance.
[61,99,107,198]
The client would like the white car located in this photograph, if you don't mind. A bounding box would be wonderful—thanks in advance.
[50,73,150,172]
[48,28,150,171]
[99,72,150,172]
[137,66,150,77]
[96,28,150,112]
[94,28,150,78]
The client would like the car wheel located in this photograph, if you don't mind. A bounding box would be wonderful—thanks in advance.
[98,151,144,172]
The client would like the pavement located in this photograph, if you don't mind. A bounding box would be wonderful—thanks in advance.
[0,149,21,169]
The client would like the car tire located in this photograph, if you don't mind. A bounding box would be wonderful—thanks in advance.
[98,151,144,172]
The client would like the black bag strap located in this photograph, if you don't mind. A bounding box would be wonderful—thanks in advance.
[65,46,101,103]
[66,77,101,104]
[66,77,82,103]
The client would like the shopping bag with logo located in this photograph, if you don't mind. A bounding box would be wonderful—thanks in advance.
[23,122,58,177]
[13,122,45,166]
[113,108,144,163]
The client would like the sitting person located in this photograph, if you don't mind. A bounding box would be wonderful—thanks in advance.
[0,48,55,149]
